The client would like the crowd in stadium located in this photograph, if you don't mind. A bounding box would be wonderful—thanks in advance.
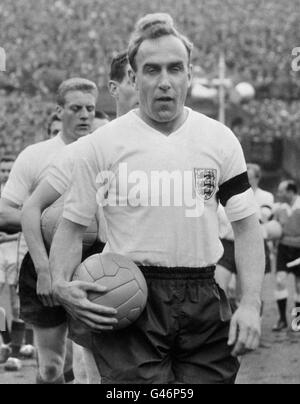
[0,0,300,156]
[0,2,299,385]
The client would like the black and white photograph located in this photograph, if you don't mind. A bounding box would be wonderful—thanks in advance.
[0,0,300,387]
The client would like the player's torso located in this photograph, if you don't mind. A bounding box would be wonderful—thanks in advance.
[96,111,225,267]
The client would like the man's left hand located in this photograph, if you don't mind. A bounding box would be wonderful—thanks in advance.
[228,303,261,357]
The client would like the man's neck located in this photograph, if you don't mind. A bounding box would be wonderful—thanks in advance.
[60,131,73,145]
[138,109,188,136]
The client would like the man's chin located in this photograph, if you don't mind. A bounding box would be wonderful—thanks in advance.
[154,111,178,123]
[75,130,90,138]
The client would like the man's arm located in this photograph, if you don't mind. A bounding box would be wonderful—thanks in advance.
[0,198,22,233]
[21,181,62,307]
[229,213,265,356]
[51,218,118,331]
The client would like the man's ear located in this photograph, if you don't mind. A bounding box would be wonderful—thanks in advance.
[108,81,119,100]
[56,105,63,119]
[128,67,138,91]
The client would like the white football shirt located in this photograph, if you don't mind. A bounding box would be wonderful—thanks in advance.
[2,134,65,206]
[62,108,257,268]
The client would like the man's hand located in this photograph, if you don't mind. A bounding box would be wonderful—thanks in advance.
[37,272,57,308]
[228,303,261,357]
[53,280,118,331]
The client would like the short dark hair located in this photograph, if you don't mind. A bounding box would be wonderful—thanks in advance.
[285,180,298,194]
[110,51,128,83]
[57,78,98,106]
[47,113,61,136]
[128,13,193,71]
[1,154,15,164]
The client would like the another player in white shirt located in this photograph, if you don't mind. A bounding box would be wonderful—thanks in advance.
[0,78,98,384]
[49,14,265,384]
[21,52,138,384]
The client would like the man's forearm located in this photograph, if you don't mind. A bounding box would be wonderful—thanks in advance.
[50,218,84,286]
[233,214,265,310]
[0,205,22,233]
[21,205,49,275]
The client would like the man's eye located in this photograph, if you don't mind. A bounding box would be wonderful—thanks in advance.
[146,67,158,74]
[171,66,182,72]
[87,107,95,112]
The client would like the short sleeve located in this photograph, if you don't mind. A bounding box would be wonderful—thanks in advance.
[62,141,100,227]
[218,130,258,222]
[46,144,78,195]
[1,149,34,206]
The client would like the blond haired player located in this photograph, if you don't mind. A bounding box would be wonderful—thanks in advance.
[0,78,98,383]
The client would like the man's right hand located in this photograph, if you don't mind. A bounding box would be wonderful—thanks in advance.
[53,280,118,331]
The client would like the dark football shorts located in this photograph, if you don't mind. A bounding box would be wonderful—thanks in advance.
[218,239,271,275]
[89,266,240,385]
[276,244,300,276]
[19,240,105,329]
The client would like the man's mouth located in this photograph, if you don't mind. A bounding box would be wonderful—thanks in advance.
[77,124,90,130]
[156,96,174,102]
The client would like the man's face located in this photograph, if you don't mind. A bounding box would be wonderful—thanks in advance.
[132,35,192,125]
[247,168,259,190]
[59,90,96,142]
[0,161,14,185]
[49,120,62,138]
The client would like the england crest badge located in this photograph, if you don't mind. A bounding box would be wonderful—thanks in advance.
[193,168,217,201]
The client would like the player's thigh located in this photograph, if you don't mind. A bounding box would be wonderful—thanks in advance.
[9,285,20,320]
[174,280,239,384]
[33,323,68,360]
[72,344,100,385]
[82,347,101,384]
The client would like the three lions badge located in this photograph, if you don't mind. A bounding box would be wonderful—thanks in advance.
[193,168,217,201]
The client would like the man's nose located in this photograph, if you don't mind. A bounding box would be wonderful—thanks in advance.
[158,71,171,91]
[79,107,89,119]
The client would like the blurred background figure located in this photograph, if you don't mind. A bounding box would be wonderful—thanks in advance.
[216,163,275,312]
[0,155,34,372]
[272,181,300,332]
[47,113,62,139]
